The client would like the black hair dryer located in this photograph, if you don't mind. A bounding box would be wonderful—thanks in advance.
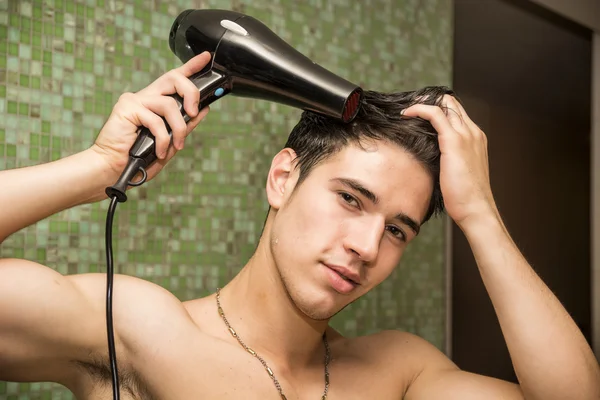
[106,9,363,202]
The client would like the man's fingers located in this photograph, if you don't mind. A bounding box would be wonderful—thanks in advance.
[401,104,456,141]
[138,52,211,116]
[441,95,467,132]
[176,51,212,77]
[140,96,188,151]
[186,106,210,134]
[154,71,201,118]
[130,105,171,159]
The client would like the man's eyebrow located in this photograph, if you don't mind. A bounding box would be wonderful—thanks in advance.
[331,177,421,235]
[395,212,420,236]
[332,177,379,204]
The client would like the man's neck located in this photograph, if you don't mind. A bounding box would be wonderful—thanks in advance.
[217,240,329,370]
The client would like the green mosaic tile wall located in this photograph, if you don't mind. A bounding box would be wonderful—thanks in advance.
[0,0,452,397]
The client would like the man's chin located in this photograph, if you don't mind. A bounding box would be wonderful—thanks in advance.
[294,292,355,322]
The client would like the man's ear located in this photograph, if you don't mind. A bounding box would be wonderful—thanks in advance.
[266,148,298,210]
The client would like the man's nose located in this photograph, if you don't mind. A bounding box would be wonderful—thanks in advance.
[343,217,384,264]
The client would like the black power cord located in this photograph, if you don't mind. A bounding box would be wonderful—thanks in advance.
[105,195,120,400]
[105,165,148,400]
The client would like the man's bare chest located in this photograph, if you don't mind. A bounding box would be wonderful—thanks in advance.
[76,334,406,400]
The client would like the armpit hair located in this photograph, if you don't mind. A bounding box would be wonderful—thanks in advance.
[73,353,155,400]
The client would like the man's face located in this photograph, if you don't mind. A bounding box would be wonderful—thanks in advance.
[267,140,433,320]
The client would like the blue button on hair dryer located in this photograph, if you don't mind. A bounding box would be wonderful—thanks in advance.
[105,9,363,202]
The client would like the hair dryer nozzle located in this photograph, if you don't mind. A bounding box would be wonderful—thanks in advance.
[343,88,362,123]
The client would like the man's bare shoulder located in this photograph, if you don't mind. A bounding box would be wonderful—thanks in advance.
[66,273,198,339]
[329,328,458,388]
[332,328,450,360]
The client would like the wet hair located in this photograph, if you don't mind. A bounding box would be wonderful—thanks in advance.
[283,86,457,223]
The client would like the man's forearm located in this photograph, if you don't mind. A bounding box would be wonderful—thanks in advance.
[0,147,117,243]
[460,213,600,400]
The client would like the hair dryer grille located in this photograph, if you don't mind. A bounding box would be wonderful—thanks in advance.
[343,89,362,123]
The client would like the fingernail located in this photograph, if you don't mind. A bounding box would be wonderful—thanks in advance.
[175,139,183,150]
[193,101,199,114]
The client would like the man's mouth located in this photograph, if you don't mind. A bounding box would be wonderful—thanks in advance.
[323,263,361,286]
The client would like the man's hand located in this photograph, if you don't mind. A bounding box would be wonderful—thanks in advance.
[91,52,212,182]
[402,96,498,227]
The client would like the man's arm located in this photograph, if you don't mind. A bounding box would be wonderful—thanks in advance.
[402,96,600,400]
[0,53,210,382]
[0,149,115,243]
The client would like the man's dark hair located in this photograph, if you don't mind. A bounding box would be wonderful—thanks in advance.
[284,86,456,223]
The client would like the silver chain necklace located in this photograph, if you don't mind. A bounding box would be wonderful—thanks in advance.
[216,288,331,399]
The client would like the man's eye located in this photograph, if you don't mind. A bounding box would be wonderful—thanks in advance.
[386,225,406,241]
[339,192,359,207]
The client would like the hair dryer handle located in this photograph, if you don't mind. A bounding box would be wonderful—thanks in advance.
[106,70,227,202]
[128,70,227,165]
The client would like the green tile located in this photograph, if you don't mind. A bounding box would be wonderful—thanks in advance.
[6,144,16,157]
[54,25,64,37]
[41,134,49,146]
[65,41,73,53]
[8,43,18,56]
[0,129,4,142]
[19,30,30,44]
[7,101,17,114]
[32,48,41,61]
[42,64,51,77]
[32,33,41,46]
[31,76,40,89]
[33,3,42,19]
[56,12,64,24]
[43,23,52,36]
[19,103,29,115]
[42,121,50,134]
[21,17,31,30]
[19,44,31,59]
[84,100,93,113]
[29,146,39,160]
[63,97,72,109]
[19,74,29,86]
[9,13,18,27]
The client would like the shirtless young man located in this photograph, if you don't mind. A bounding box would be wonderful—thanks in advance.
[0,52,598,400]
